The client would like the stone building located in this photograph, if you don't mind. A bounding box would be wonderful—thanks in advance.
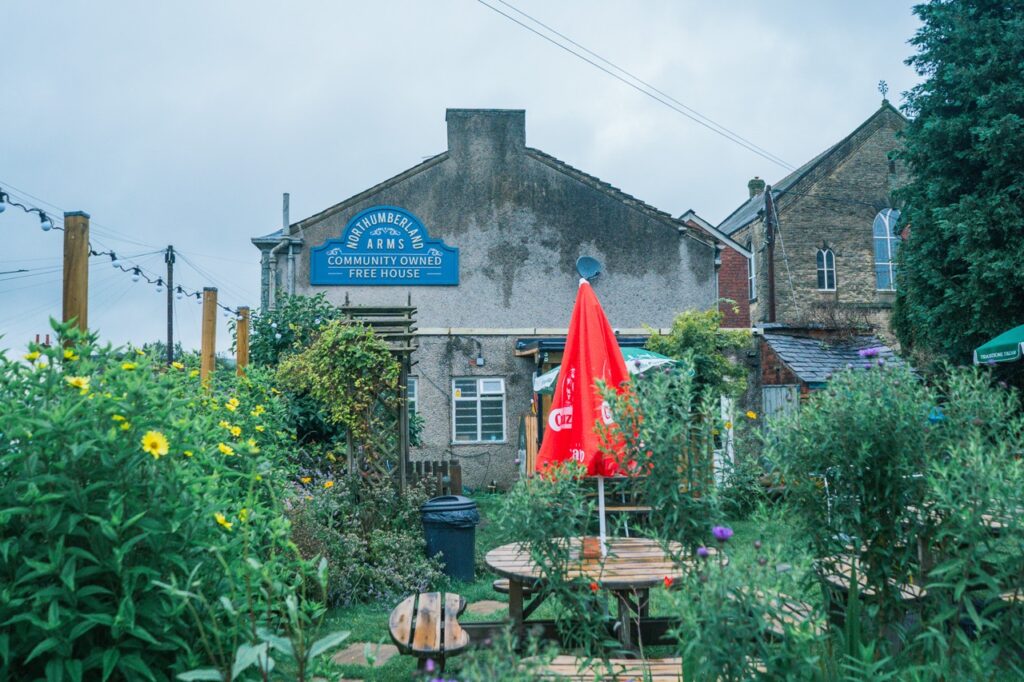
[252,109,718,487]
[709,101,909,417]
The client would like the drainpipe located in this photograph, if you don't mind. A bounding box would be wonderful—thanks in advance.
[268,193,290,310]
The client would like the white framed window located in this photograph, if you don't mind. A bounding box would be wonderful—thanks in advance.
[873,209,901,291]
[816,248,836,291]
[747,243,757,301]
[452,377,506,443]
[407,376,418,418]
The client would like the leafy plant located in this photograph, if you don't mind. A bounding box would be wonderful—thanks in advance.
[243,293,341,367]
[644,309,750,402]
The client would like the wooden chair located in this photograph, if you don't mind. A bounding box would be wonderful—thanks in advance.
[388,591,469,671]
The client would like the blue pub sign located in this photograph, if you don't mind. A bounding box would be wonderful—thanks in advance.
[309,206,459,286]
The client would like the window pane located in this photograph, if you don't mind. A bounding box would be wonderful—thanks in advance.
[875,265,892,290]
[816,250,824,268]
[874,238,890,262]
[890,237,900,258]
[480,398,504,440]
[827,270,836,290]
[453,378,477,397]
[817,268,826,289]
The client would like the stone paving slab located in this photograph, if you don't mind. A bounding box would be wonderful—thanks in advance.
[465,599,507,615]
[330,642,399,667]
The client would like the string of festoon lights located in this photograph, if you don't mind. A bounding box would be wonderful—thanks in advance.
[0,186,246,320]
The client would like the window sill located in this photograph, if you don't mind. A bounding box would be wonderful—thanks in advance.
[451,440,508,446]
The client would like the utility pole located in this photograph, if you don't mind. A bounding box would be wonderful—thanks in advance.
[62,211,90,333]
[236,307,250,376]
[764,186,777,323]
[165,245,175,365]
[200,287,218,382]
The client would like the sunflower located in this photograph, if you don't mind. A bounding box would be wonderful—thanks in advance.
[218,443,234,456]
[214,512,233,531]
[745,410,758,420]
[171,361,184,370]
[121,362,137,371]
[323,480,334,489]
[140,431,169,459]
[63,349,79,361]
[24,351,40,362]
[229,426,242,438]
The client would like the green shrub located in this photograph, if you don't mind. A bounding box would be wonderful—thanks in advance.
[0,322,343,681]
[644,309,750,402]
[288,476,443,607]
[767,361,932,629]
[244,293,341,367]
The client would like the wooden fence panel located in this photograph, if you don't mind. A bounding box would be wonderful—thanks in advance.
[405,460,463,496]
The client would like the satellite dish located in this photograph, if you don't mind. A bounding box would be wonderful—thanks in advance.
[576,256,602,281]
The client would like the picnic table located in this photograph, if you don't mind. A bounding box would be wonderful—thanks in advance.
[485,536,685,649]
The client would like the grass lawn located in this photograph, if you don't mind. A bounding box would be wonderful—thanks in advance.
[317,495,808,681]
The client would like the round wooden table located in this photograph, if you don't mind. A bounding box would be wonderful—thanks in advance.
[485,537,687,649]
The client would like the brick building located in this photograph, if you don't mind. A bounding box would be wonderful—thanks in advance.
[704,102,909,417]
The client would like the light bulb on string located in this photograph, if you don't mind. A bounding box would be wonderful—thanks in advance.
[111,253,120,268]
[131,268,141,282]
[155,279,163,293]
[176,287,183,300]
[39,213,52,231]
[0,192,6,213]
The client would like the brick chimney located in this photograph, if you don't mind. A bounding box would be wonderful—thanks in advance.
[747,176,766,198]
[446,109,526,160]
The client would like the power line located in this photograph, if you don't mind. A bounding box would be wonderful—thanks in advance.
[474,0,795,171]
[491,0,794,170]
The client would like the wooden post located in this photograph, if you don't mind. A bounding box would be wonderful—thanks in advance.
[236,306,250,376]
[200,287,218,382]
[62,211,90,332]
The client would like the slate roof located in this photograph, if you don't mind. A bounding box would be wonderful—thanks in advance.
[716,101,906,237]
[763,333,903,385]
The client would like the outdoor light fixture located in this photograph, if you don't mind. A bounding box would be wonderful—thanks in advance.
[39,213,52,231]
[0,192,6,213]
[155,279,163,293]
[111,253,120,268]
[176,287,183,300]
[131,268,141,282]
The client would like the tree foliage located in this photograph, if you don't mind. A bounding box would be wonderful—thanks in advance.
[893,0,1024,362]
[645,309,750,401]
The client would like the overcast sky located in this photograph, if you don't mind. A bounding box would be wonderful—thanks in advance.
[0,1,921,353]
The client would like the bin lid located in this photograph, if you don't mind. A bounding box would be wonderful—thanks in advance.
[420,495,478,513]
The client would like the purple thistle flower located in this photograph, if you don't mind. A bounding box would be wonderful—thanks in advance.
[697,546,710,558]
[425,659,437,673]
[858,346,882,358]
[712,525,733,543]
[877,358,886,367]
[864,363,872,370]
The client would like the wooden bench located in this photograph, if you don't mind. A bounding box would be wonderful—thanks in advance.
[492,578,538,596]
[534,655,684,680]
[388,591,469,671]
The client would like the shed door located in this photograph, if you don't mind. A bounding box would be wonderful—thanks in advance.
[762,385,800,420]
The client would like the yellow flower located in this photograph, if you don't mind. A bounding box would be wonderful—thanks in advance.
[214,512,233,531]
[326,452,337,462]
[254,425,265,433]
[65,376,90,394]
[745,410,758,420]
[112,414,126,422]
[120,422,132,431]
[724,421,733,430]
[224,402,237,412]
[218,420,230,429]
[183,450,194,457]
[323,480,334,489]
[189,369,199,378]
[63,349,79,361]
[255,474,262,481]
[247,438,259,449]
[218,443,234,456]
[251,404,266,416]
[228,397,240,407]
[121,362,137,371]
[230,426,242,437]
[171,361,184,370]
[24,351,40,361]
[238,508,249,522]
[300,476,312,484]
[140,431,169,459]
[135,348,145,356]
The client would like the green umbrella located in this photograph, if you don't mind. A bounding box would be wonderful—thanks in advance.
[974,323,1024,365]
[532,347,676,394]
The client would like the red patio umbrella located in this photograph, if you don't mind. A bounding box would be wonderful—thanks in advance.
[536,278,631,555]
